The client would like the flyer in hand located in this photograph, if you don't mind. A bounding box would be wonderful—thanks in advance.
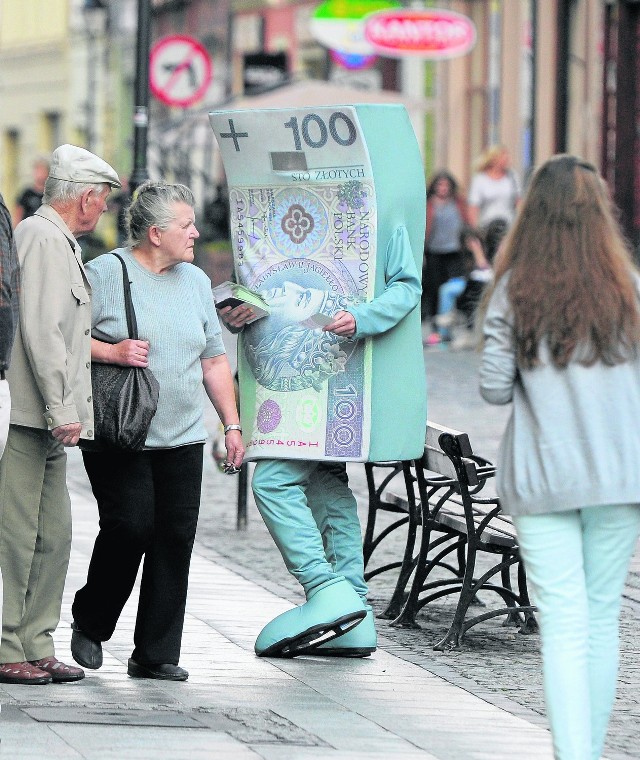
[212,281,271,322]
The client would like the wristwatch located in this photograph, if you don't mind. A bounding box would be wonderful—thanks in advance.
[224,424,242,434]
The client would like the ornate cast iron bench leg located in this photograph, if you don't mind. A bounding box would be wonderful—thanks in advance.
[380,462,420,619]
[433,538,480,651]
[362,462,380,570]
[362,462,422,620]
[392,464,451,629]
[501,562,524,627]
[517,561,539,633]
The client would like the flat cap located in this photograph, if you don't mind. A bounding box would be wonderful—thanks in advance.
[49,144,121,188]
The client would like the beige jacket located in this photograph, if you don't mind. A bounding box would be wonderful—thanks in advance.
[8,205,95,439]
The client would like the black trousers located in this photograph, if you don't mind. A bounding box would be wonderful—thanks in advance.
[421,250,465,323]
[456,279,487,329]
[72,444,204,665]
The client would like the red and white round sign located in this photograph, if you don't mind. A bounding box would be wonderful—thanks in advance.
[149,35,213,108]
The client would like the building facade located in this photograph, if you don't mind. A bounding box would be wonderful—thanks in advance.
[0,0,76,207]
[0,0,638,246]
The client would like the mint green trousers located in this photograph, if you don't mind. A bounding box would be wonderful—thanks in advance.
[514,504,640,760]
[252,459,367,601]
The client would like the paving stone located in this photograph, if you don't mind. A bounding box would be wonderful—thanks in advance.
[19,334,634,759]
[188,334,640,759]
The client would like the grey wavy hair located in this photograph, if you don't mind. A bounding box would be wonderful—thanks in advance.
[43,177,107,205]
[127,181,195,248]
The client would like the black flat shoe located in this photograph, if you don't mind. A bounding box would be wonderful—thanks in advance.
[70,622,103,669]
[127,658,188,681]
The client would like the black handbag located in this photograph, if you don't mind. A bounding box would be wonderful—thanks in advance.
[89,253,159,451]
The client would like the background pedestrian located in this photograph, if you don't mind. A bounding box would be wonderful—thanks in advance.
[13,156,49,226]
[468,145,520,232]
[447,219,508,350]
[422,171,470,345]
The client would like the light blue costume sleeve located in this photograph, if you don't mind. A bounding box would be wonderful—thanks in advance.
[479,276,517,405]
[347,225,421,340]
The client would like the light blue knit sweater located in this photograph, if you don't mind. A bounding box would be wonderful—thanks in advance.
[480,275,640,516]
[86,248,225,448]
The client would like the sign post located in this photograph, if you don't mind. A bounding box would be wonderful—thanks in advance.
[130,0,151,193]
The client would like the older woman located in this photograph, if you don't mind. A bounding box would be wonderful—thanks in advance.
[70,182,244,681]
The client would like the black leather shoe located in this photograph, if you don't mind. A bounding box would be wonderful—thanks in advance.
[70,622,103,669]
[127,658,188,681]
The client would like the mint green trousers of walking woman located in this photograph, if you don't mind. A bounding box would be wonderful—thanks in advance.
[514,504,640,760]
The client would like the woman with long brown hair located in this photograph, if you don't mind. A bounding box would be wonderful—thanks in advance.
[480,154,640,759]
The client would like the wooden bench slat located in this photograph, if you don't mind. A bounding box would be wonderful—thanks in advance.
[437,511,518,549]
[423,447,480,487]
[385,491,519,546]
[426,422,473,457]
[384,491,411,513]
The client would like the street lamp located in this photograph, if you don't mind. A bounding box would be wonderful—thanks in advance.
[82,0,107,152]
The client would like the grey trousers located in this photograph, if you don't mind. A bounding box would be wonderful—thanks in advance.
[0,380,11,649]
[0,425,71,662]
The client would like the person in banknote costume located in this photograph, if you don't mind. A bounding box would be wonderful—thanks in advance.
[210,105,426,657]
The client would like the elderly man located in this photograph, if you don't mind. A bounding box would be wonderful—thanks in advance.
[0,145,120,685]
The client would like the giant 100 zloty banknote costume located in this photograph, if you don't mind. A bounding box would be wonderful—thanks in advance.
[210,104,426,463]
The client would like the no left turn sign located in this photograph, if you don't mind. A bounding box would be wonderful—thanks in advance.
[150,35,213,108]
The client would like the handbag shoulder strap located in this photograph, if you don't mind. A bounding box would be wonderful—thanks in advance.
[111,252,138,340]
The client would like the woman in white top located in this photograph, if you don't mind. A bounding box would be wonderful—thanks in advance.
[468,145,520,230]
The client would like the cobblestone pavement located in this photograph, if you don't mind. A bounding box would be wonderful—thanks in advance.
[64,335,640,759]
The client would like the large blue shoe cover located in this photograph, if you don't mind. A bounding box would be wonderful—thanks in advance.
[255,577,366,657]
[312,606,377,657]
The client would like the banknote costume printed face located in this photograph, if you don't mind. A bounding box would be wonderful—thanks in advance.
[210,105,426,657]
[247,270,359,394]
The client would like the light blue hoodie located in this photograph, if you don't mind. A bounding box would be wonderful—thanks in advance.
[480,275,640,515]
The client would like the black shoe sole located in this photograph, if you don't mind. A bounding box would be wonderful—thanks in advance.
[0,675,52,685]
[50,672,86,683]
[308,647,375,657]
[257,610,367,658]
[127,659,188,681]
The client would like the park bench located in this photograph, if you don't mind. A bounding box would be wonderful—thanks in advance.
[363,421,537,650]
